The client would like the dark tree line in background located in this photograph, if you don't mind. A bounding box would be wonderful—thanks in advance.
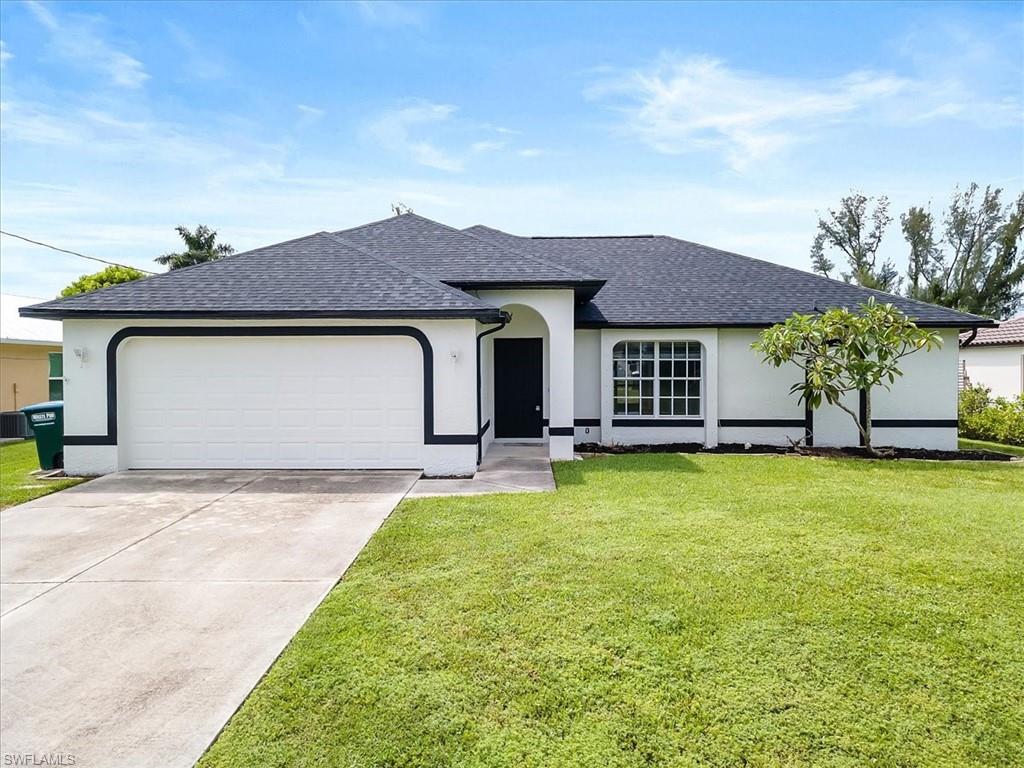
[811,184,1024,319]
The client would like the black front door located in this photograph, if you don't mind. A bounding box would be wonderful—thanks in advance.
[494,338,543,438]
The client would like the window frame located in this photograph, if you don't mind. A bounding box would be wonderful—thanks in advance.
[48,351,64,401]
[612,340,703,419]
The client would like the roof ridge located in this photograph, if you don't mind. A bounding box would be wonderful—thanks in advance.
[332,212,408,238]
[658,234,995,323]
[342,212,597,282]
[451,221,600,281]
[531,235,654,240]
[319,231,491,310]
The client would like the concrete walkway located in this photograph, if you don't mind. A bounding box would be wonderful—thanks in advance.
[0,470,418,768]
[408,443,555,497]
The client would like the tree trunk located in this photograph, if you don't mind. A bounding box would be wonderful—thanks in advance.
[862,390,875,456]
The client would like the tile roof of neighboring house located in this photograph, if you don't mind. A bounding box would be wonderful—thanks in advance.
[19,232,504,322]
[960,316,1024,346]
[21,214,994,328]
[464,225,994,328]
[1,294,62,344]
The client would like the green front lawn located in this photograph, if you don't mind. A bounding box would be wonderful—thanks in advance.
[959,437,1024,457]
[0,439,84,509]
[201,455,1023,768]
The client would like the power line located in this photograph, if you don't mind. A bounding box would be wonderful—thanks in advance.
[0,230,158,275]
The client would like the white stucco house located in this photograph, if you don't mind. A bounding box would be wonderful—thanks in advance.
[960,317,1024,399]
[21,213,993,476]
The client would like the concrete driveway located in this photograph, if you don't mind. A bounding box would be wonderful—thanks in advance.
[0,469,418,768]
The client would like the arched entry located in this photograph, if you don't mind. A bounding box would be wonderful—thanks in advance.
[490,303,549,439]
[476,288,576,462]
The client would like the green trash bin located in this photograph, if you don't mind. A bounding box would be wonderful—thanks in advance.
[21,401,64,470]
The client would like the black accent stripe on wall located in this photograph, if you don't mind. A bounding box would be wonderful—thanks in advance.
[548,426,574,436]
[64,434,115,446]
[718,418,805,428]
[612,418,704,428]
[872,419,957,428]
[65,326,479,447]
[477,420,491,438]
[574,418,601,427]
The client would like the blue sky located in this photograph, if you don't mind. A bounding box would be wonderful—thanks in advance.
[1,0,1021,298]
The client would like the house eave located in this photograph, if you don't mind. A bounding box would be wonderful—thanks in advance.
[0,337,63,346]
[450,279,606,303]
[19,307,505,322]
[574,318,999,330]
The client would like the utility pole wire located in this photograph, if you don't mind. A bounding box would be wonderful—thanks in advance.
[0,230,158,275]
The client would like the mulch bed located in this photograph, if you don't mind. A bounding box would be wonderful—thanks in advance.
[575,442,1016,462]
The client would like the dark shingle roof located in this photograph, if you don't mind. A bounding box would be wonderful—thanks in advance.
[464,225,993,328]
[336,213,597,285]
[961,316,1024,346]
[21,231,502,321]
[21,214,994,328]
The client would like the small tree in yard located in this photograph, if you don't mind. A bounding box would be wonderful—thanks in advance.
[754,299,941,455]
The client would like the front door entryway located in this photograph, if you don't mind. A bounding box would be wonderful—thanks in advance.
[494,338,543,438]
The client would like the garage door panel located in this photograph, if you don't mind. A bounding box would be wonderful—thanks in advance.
[207,443,240,461]
[120,336,424,469]
[388,409,419,427]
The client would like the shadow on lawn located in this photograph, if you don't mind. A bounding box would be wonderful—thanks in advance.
[557,452,702,485]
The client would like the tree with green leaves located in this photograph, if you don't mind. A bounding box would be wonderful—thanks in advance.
[753,299,940,455]
[60,265,146,297]
[810,193,899,292]
[901,205,939,296]
[155,225,234,270]
[901,185,1024,318]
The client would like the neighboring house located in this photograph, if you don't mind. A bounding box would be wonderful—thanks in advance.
[20,214,993,476]
[959,317,1024,399]
[1,294,63,412]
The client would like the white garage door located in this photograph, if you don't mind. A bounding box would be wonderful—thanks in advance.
[119,336,423,469]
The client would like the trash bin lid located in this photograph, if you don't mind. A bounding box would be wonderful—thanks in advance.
[21,400,64,414]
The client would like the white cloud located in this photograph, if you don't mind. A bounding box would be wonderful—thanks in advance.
[23,0,57,29]
[0,100,81,144]
[365,102,542,170]
[355,1,425,28]
[0,40,12,67]
[166,22,228,80]
[1,97,284,172]
[297,104,325,120]
[367,101,464,171]
[588,49,1023,171]
[471,140,506,153]
[518,148,545,158]
[296,10,315,35]
[587,54,910,171]
[25,0,148,88]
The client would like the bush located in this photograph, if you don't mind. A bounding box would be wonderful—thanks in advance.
[61,265,146,297]
[959,384,1024,446]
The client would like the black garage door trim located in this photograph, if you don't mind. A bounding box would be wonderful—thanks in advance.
[63,326,477,447]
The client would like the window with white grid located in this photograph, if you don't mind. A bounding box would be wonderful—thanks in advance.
[657,341,702,416]
[612,341,655,415]
[612,341,702,418]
